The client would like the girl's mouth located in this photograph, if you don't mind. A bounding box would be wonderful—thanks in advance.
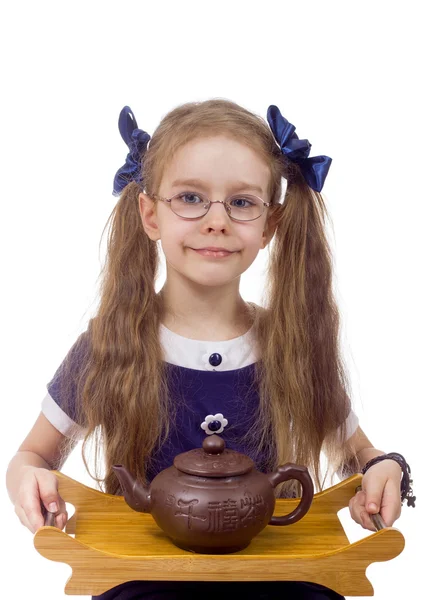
[192,248,235,258]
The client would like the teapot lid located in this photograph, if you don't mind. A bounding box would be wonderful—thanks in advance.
[174,435,254,477]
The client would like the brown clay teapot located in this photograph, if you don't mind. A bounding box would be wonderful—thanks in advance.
[113,434,314,554]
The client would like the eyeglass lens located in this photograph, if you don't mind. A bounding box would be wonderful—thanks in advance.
[170,192,264,221]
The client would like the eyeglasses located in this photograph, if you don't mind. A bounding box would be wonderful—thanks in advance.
[150,191,271,222]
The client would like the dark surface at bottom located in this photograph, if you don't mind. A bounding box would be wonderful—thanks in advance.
[172,540,250,553]
[92,580,345,600]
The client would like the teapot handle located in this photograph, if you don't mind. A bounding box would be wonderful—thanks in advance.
[267,463,314,526]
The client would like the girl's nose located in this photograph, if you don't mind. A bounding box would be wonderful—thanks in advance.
[204,200,230,220]
[201,207,230,230]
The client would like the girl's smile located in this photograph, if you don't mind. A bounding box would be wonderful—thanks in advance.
[191,248,237,258]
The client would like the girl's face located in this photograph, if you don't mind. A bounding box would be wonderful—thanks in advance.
[139,135,277,289]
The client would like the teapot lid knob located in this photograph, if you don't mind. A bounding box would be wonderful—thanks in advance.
[202,434,225,455]
[173,414,254,477]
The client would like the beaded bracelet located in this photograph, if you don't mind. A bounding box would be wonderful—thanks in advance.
[361,452,416,507]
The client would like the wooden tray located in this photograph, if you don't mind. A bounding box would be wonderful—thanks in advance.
[33,471,405,596]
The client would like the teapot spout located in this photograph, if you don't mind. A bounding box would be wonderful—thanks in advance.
[112,464,151,513]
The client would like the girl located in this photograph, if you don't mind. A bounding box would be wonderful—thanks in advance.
[6,99,413,600]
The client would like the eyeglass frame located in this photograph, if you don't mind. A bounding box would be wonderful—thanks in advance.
[148,190,272,222]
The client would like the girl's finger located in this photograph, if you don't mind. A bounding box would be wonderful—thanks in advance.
[350,490,366,515]
[19,493,46,532]
[15,503,38,534]
[349,495,376,531]
[359,509,377,532]
[35,469,62,514]
[349,497,363,525]
[55,511,68,530]
[354,489,367,506]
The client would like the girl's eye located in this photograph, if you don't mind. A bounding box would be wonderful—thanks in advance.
[180,193,203,204]
[230,197,256,208]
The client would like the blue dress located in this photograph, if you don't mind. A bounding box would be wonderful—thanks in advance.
[42,322,356,599]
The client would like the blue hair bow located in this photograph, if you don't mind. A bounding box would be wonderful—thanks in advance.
[267,105,332,192]
[113,106,151,196]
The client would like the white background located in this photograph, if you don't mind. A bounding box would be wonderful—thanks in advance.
[1,1,426,598]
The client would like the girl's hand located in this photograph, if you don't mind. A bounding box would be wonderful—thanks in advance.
[14,466,68,534]
[349,459,402,532]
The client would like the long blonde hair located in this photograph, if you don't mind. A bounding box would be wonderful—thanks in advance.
[60,99,359,497]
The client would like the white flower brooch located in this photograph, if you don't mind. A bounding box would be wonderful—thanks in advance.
[200,413,228,435]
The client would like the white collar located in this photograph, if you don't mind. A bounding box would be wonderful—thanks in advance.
[159,323,259,371]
